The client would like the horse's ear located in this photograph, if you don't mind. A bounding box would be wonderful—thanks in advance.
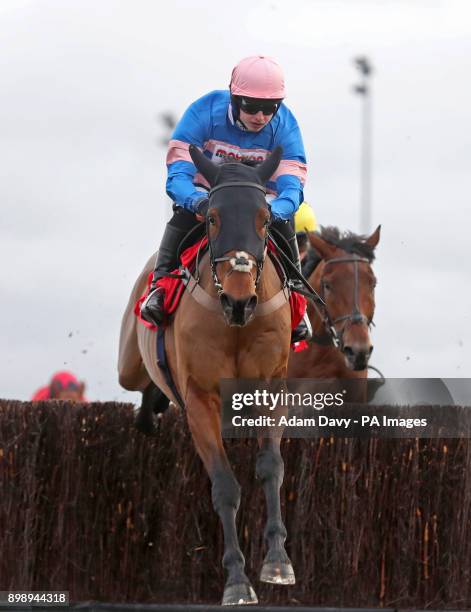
[308,231,337,260]
[189,145,219,186]
[365,225,381,249]
[256,146,283,183]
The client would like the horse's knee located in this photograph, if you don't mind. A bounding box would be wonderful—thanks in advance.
[211,471,241,514]
[256,448,284,484]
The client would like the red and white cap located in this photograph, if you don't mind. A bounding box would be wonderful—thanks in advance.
[230,55,285,99]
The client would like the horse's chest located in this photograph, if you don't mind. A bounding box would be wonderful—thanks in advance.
[235,336,290,378]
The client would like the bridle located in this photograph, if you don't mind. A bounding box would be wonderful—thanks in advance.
[205,181,269,295]
[313,254,374,349]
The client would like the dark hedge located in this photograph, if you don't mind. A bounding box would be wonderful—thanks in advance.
[0,400,470,607]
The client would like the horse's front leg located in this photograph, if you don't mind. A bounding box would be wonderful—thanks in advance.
[186,379,258,606]
[256,436,295,585]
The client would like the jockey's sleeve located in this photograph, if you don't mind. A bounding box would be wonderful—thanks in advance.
[166,95,211,211]
[270,175,304,220]
[270,119,307,220]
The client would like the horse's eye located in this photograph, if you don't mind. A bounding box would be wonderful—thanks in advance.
[208,216,216,225]
[323,281,331,291]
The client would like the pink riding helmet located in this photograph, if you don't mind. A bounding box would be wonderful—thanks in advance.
[230,55,285,99]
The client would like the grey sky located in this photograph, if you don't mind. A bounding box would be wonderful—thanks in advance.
[1,0,470,402]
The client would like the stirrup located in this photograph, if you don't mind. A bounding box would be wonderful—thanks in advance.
[291,313,312,344]
[140,286,165,326]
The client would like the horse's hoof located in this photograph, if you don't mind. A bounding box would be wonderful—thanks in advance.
[260,561,296,585]
[222,583,258,606]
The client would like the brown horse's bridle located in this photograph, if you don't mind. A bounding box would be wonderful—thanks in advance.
[313,254,374,349]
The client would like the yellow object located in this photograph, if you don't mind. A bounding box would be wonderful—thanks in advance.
[294,202,318,233]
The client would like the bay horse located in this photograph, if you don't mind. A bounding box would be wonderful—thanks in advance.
[118,146,295,605]
[288,226,380,380]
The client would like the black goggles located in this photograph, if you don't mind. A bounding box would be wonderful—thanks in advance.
[238,97,281,116]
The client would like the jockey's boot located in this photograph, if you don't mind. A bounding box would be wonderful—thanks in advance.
[288,231,313,343]
[141,207,200,326]
[271,219,313,343]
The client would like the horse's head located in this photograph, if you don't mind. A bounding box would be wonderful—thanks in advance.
[189,145,282,327]
[308,226,381,371]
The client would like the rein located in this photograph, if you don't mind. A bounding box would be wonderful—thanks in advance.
[268,229,341,348]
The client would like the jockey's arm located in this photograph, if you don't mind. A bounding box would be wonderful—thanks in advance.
[166,160,208,211]
[270,173,304,220]
[165,94,211,212]
[269,120,307,221]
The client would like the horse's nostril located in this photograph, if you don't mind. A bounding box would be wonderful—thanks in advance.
[220,293,231,311]
[368,346,374,356]
[343,346,354,357]
[246,295,258,314]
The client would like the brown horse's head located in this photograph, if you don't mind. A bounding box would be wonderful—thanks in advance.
[308,226,380,371]
[189,145,282,326]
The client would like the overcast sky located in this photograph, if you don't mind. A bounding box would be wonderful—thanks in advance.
[1,0,470,402]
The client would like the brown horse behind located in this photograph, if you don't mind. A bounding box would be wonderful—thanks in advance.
[289,226,380,379]
[119,147,295,605]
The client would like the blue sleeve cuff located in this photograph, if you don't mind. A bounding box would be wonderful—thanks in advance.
[270,174,304,219]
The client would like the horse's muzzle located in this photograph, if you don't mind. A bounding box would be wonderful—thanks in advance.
[343,343,374,371]
[220,293,258,327]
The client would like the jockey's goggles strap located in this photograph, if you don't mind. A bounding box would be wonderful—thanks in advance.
[209,182,266,198]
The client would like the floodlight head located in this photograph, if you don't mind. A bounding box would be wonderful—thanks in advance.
[354,56,372,76]
[353,84,368,96]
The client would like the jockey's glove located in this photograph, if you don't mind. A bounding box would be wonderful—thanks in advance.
[193,196,209,217]
[270,196,296,221]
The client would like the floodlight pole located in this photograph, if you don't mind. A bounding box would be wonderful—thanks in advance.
[158,112,177,147]
[353,57,373,234]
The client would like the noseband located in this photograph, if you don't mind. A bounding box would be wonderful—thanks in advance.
[315,255,374,348]
[206,181,268,295]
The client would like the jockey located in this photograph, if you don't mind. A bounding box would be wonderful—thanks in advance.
[31,371,87,402]
[141,55,311,342]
